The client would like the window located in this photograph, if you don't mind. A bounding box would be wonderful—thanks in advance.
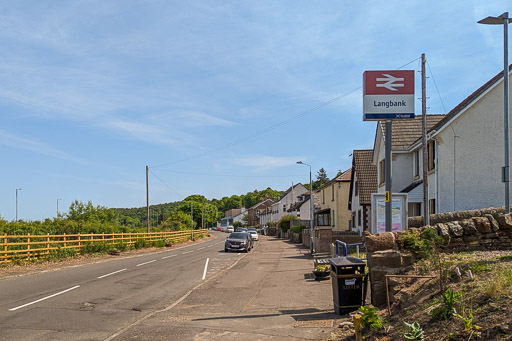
[429,199,436,215]
[427,140,436,171]
[414,150,420,177]
[357,209,362,227]
[316,212,331,226]
[283,204,286,212]
[379,159,385,184]
[355,181,359,196]
[331,185,335,201]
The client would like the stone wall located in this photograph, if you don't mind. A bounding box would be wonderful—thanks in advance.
[365,209,512,308]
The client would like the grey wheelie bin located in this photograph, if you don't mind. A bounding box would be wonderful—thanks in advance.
[329,256,367,315]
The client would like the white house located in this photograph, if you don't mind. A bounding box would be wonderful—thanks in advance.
[372,115,445,216]
[373,66,512,216]
[269,183,308,222]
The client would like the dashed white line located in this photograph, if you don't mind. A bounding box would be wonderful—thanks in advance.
[207,245,214,248]
[162,254,177,259]
[136,260,156,267]
[97,268,127,279]
[196,247,205,250]
[182,251,193,255]
[9,285,80,311]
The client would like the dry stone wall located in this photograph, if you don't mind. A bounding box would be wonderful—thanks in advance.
[365,209,512,307]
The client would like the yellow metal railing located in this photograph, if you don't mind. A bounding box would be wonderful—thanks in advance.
[0,229,208,263]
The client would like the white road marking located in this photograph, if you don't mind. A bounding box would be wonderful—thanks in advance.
[182,251,193,255]
[97,268,127,279]
[196,247,205,250]
[9,285,80,311]
[207,245,214,248]
[136,260,156,267]
[202,258,210,280]
[162,254,177,259]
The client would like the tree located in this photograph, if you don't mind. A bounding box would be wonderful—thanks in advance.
[313,168,329,190]
[66,200,117,225]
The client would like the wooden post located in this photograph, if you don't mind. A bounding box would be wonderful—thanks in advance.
[3,233,7,262]
[78,233,81,251]
[47,233,50,256]
[63,233,67,248]
[27,233,31,259]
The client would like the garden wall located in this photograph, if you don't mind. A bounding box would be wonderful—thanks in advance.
[365,209,512,307]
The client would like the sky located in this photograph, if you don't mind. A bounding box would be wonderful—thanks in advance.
[0,1,510,221]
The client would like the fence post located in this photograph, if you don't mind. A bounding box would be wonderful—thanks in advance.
[47,233,50,256]
[64,233,67,248]
[27,233,31,259]
[78,233,81,251]
[3,233,7,262]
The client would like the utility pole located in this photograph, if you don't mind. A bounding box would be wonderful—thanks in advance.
[146,165,150,233]
[385,120,392,232]
[16,188,22,222]
[202,200,205,229]
[421,53,429,225]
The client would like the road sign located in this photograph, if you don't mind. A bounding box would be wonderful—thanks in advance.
[363,70,415,121]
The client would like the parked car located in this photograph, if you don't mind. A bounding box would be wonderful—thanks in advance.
[217,227,222,231]
[248,230,259,241]
[227,225,235,233]
[225,232,253,253]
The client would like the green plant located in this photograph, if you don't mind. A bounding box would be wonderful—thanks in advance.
[498,255,512,261]
[358,305,383,330]
[81,241,112,254]
[431,288,463,320]
[315,264,329,272]
[114,241,129,251]
[454,299,481,338]
[152,239,166,248]
[291,225,306,234]
[49,247,77,260]
[403,321,424,340]
[134,238,147,249]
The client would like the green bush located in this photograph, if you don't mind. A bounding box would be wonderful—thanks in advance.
[49,248,78,260]
[278,215,299,233]
[114,241,129,251]
[134,238,147,249]
[152,239,166,248]
[291,225,306,234]
[81,241,113,254]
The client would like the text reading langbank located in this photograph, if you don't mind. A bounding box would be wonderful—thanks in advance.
[373,100,407,108]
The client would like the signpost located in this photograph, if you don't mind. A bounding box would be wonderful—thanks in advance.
[363,70,415,232]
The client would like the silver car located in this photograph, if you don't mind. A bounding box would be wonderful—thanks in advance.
[225,232,253,252]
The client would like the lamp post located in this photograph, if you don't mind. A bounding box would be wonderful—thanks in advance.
[57,198,61,217]
[297,161,314,253]
[478,12,511,213]
[16,188,22,222]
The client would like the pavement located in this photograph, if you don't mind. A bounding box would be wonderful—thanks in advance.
[111,234,349,340]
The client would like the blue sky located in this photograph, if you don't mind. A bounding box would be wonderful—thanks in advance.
[0,1,510,221]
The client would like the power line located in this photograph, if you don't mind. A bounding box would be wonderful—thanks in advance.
[153,169,304,178]
[426,59,448,114]
[149,169,183,197]
[150,57,423,169]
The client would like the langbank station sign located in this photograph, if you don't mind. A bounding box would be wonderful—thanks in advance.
[363,70,415,121]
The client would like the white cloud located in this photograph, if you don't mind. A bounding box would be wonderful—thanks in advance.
[234,155,302,171]
[0,130,89,164]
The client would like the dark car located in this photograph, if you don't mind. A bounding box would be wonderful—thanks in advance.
[225,232,253,253]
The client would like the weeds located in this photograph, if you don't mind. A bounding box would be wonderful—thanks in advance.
[134,238,147,249]
[403,321,424,340]
[49,248,77,260]
[431,288,463,320]
[152,239,166,248]
[358,306,383,330]
[480,266,512,298]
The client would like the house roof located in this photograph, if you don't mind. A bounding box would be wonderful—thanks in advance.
[248,198,273,210]
[379,114,446,151]
[277,183,304,201]
[316,169,352,191]
[428,64,512,136]
[400,179,423,193]
[352,149,377,205]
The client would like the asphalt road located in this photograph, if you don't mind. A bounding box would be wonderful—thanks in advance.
[0,232,246,341]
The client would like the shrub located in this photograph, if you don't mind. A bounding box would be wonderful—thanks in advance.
[358,306,383,330]
[82,241,113,254]
[431,288,463,320]
[152,239,166,248]
[278,215,299,233]
[49,248,77,260]
[291,225,306,234]
[134,238,147,249]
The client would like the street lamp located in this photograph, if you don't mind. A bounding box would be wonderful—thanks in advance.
[57,198,62,217]
[478,12,512,213]
[16,188,22,222]
[297,161,314,253]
